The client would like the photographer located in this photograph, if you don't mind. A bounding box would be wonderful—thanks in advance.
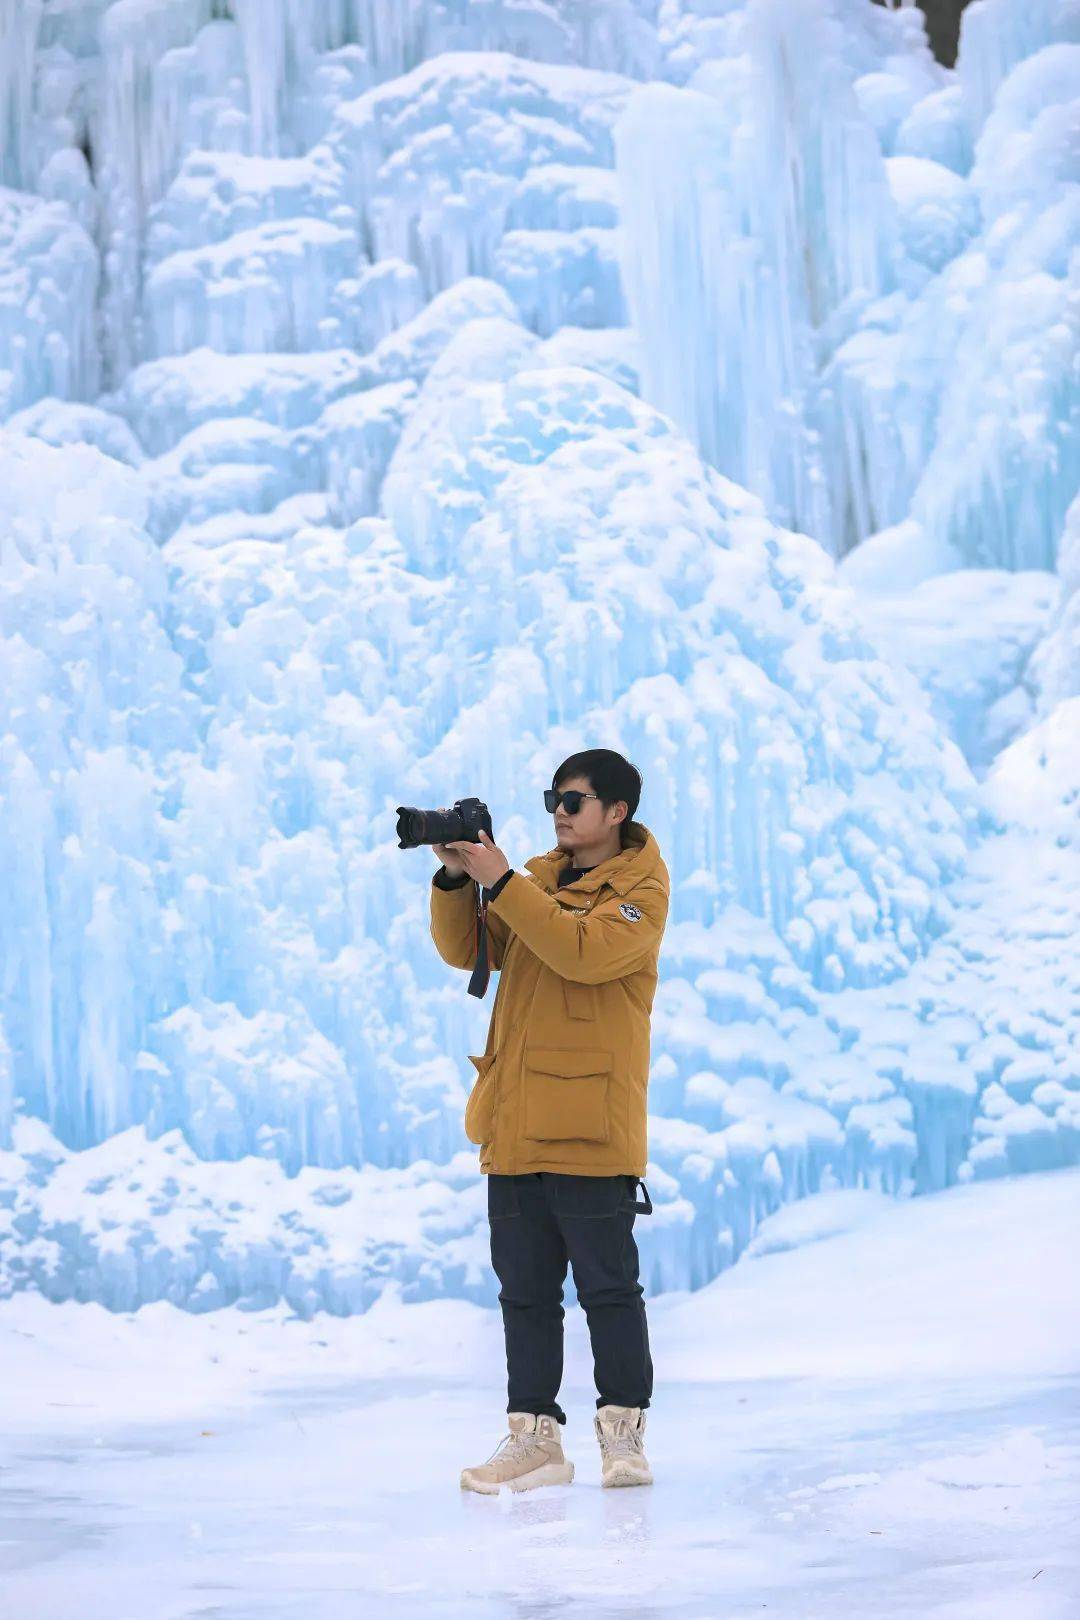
[424,749,670,1494]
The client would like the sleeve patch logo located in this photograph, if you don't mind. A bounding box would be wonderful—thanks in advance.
[619,902,642,922]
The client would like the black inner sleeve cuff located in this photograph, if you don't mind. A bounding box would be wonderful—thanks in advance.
[433,866,472,890]
[483,868,515,903]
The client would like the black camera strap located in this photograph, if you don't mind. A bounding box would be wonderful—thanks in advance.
[468,886,491,999]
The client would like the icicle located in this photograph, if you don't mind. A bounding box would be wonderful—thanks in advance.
[355,0,427,81]
[0,1016,12,1150]
[957,0,1080,135]
[232,0,289,156]
[617,0,898,552]
[98,0,216,382]
[0,0,43,189]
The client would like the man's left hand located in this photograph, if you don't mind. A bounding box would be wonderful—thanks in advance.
[444,828,511,890]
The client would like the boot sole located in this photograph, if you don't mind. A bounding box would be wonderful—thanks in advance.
[602,1463,653,1488]
[461,1460,575,1495]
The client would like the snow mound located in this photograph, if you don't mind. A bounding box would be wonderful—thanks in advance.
[743,1187,901,1258]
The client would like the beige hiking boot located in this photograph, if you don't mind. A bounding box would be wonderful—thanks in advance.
[595,1404,653,1487]
[460,1413,575,1495]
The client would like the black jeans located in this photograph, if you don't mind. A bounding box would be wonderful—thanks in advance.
[487,1171,653,1426]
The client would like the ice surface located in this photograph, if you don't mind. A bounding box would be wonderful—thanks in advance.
[1,1168,1078,1617]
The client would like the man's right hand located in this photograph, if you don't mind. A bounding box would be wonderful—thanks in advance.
[433,810,469,877]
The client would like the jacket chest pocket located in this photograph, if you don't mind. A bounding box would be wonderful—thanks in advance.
[523,1047,612,1144]
[562,980,596,1021]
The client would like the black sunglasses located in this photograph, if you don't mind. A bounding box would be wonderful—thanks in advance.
[544,789,601,815]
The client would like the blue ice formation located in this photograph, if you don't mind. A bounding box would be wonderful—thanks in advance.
[0,0,1077,1315]
[617,0,1079,567]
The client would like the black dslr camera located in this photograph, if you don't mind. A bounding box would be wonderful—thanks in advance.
[395,795,493,849]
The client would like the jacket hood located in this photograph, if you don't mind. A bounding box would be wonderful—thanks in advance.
[525,821,667,898]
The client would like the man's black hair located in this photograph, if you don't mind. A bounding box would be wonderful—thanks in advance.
[552,749,643,849]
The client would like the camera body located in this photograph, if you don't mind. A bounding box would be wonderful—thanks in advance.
[396,795,493,849]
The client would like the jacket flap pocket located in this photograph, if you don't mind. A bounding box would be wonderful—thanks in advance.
[525,1047,612,1078]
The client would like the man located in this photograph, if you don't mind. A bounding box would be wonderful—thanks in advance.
[429,748,670,1494]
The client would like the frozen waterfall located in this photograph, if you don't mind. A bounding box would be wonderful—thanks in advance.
[0,0,1077,1317]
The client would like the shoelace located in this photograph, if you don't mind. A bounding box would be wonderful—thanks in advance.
[483,1428,543,1469]
[595,1414,645,1460]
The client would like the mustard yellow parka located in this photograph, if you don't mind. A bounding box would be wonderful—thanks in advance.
[430,821,670,1176]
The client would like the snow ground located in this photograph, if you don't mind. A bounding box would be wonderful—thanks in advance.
[1,1169,1077,1618]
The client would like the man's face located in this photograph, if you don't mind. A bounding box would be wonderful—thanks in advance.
[552,776,624,849]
